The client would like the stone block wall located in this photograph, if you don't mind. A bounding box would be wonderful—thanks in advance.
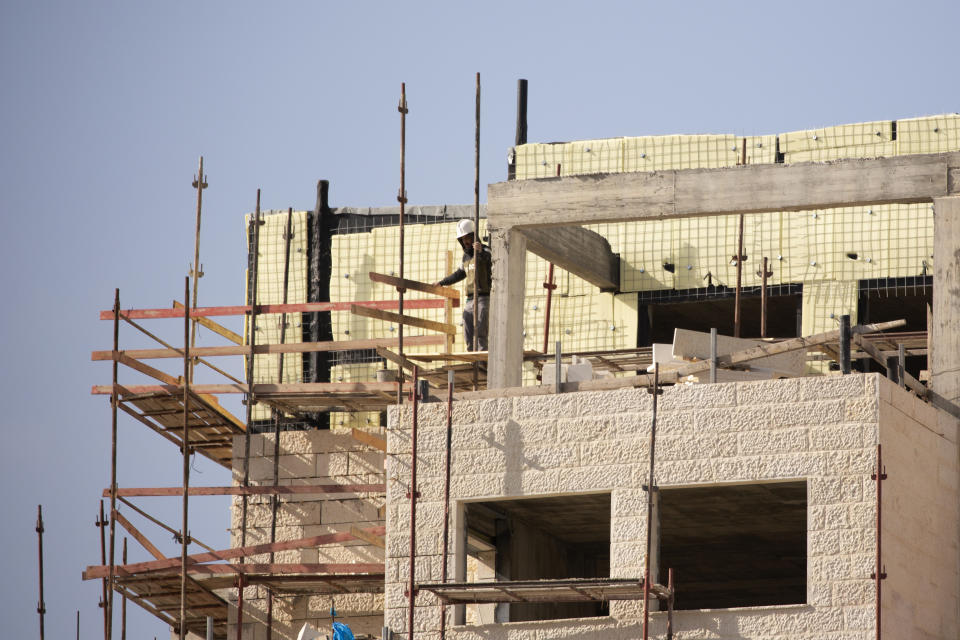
[383,374,916,640]
[227,430,387,639]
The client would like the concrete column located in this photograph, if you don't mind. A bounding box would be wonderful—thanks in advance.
[488,227,526,388]
[932,196,960,405]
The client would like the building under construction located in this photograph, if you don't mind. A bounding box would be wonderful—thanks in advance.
[82,83,960,640]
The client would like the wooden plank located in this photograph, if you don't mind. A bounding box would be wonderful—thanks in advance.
[83,527,386,579]
[520,226,619,290]
[100,298,452,321]
[92,335,445,361]
[102,484,385,497]
[91,563,385,580]
[376,346,422,374]
[350,305,457,335]
[113,353,181,386]
[92,381,409,395]
[487,152,958,228]
[349,525,385,549]
[368,271,461,300]
[351,428,387,453]
[173,301,243,345]
[112,511,167,561]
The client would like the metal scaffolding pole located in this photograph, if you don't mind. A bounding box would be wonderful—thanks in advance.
[642,364,661,640]
[189,156,208,381]
[36,505,45,640]
[108,288,120,640]
[396,83,408,405]
[179,277,192,640]
[241,190,262,553]
[407,367,421,640]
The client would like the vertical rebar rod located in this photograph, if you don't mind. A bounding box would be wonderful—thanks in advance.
[235,575,244,640]
[407,366,421,640]
[397,83,408,405]
[871,445,887,640]
[666,568,674,640]
[108,288,120,640]
[36,505,45,640]
[189,156,208,381]
[98,501,108,640]
[267,206,294,640]
[241,190,261,554]
[179,277,191,640]
[840,315,852,375]
[555,341,561,394]
[898,344,906,388]
[542,263,555,355]
[121,538,127,640]
[710,328,718,384]
[734,215,744,337]
[760,257,769,338]
[439,369,454,640]
[473,72,481,354]
[740,137,747,166]
[642,364,660,640]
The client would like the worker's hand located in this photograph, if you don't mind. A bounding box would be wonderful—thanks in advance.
[474,241,482,254]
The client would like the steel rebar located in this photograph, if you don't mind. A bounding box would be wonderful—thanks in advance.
[98,501,108,640]
[840,315,852,374]
[36,505,45,640]
[179,277,191,640]
[397,83,408,405]
[710,328,718,384]
[407,366,420,640]
[734,215,744,337]
[439,369,454,640]
[472,72,481,390]
[241,190,262,554]
[189,156,208,381]
[872,445,887,640]
[108,288,120,640]
[642,364,661,640]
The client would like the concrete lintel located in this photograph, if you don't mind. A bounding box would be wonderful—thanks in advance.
[488,152,960,229]
[520,226,619,291]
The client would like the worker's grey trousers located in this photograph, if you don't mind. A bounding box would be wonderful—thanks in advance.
[463,295,489,351]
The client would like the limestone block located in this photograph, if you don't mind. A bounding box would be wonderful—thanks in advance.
[514,469,559,495]
[556,415,616,442]
[348,451,386,475]
[451,421,507,452]
[650,409,694,435]
[843,396,879,423]
[316,452,350,477]
[769,400,844,427]
[695,405,773,433]
[521,442,581,469]
[513,394,579,422]
[451,448,508,475]
[657,458,713,485]
[658,379,738,411]
[612,488,646,516]
[578,387,652,417]
[738,427,809,455]
[579,439,646,467]
[659,432,737,461]
[736,378,801,406]
[797,373,872,401]
[320,499,381,524]
[809,424,870,452]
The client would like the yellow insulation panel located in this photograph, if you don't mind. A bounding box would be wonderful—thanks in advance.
[514,143,567,180]
[897,114,960,154]
[563,138,623,176]
[623,134,741,171]
[780,120,894,154]
[329,363,382,433]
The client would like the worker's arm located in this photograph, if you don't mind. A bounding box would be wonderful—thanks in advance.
[436,267,466,287]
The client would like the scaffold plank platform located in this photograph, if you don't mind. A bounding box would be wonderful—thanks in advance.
[418,578,671,605]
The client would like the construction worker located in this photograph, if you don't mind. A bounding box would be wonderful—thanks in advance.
[435,219,492,351]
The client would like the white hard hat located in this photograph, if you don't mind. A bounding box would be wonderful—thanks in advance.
[456,219,475,239]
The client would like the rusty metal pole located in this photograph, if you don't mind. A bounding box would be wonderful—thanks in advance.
[97,501,108,640]
[734,214,745,337]
[235,574,245,640]
[108,288,120,640]
[397,83,408,405]
[241,190,262,554]
[666,568,674,640]
[642,364,661,640]
[189,156,208,381]
[871,444,888,640]
[542,263,556,355]
[267,207,294,640]
[472,73,482,390]
[121,538,127,640]
[36,505,45,640]
[407,366,420,640]
[439,369,454,640]
[179,277,191,640]
[760,257,769,338]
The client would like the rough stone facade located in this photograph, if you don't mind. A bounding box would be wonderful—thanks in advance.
[383,373,960,640]
[227,430,387,640]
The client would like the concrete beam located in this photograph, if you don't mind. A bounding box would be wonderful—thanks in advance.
[488,227,526,389]
[521,226,619,291]
[488,152,960,228]
[932,196,960,406]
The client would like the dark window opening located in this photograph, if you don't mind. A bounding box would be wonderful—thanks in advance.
[857,277,931,379]
[658,481,807,610]
[641,290,802,346]
[463,493,611,622]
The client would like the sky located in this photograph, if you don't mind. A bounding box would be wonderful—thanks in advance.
[0,1,957,638]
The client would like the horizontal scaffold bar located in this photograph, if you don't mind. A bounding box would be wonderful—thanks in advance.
[101,484,386,497]
[100,298,456,321]
[91,381,409,395]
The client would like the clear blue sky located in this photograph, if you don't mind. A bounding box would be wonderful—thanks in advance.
[1,1,957,638]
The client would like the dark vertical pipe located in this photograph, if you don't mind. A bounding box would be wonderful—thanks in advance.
[898,344,906,388]
[77,610,80,640]
[241,190,261,553]
[642,364,661,640]
[36,505,45,640]
[709,328,718,384]
[472,73,481,390]
[760,257,769,338]
[179,277,191,640]
[734,215,744,337]
[666,568,674,640]
[515,79,528,147]
[542,263,555,355]
[98,501,108,640]
[871,445,887,640]
[840,315,852,375]
[121,538,127,640]
[407,366,420,640]
[108,288,120,640]
[397,83,408,404]
[439,369,454,640]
